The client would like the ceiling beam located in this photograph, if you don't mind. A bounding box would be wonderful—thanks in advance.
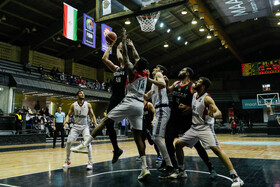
[189,0,244,63]
[137,20,204,54]
[0,21,21,30]
[0,0,11,8]
[0,9,47,28]
[116,0,142,11]
[11,0,56,20]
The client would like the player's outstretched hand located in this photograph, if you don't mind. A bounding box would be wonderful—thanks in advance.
[117,42,123,50]
[122,28,127,38]
[126,39,134,48]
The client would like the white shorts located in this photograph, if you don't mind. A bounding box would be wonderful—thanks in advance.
[107,97,144,130]
[179,124,219,148]
[152,106,170,137]
[67,124,91,144]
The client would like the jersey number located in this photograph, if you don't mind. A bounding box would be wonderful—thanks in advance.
[137,80,146,92]
[116,77,121,83]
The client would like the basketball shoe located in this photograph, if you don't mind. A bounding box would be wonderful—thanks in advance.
[170,168,187,179]
[70,143,88,154]
[138,168,151,180]
[87,162,93,170]
[231,175,244,187]
[63,161,71,169]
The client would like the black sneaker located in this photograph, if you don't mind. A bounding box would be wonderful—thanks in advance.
[159,166,175,179]
[210,169,218,180]
[157,160,166,172]
[112,149,123,163]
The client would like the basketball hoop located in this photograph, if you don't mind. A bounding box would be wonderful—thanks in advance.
[136,11,160,32]
[266,101,271,108]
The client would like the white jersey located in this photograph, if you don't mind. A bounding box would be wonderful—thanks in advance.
[192,92,214,130]
[73,101,89,126]
[126,70,147,102]
[151,84,169,108]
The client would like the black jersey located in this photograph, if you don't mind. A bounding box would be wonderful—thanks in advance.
[143,102,153,127]
[111,66,127,99]
[171,81,194,115]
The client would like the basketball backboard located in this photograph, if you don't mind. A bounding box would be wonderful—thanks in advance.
[96,0,186,23]
[257,93,280,107]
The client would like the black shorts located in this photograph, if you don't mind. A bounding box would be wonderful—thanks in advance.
[165,113,192,139]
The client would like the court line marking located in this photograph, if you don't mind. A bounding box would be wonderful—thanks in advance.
[0,156,136,180]
[0,183,19,187]
[86,168,233,182]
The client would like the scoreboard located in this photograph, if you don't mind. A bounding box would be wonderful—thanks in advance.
[242,59,280,76]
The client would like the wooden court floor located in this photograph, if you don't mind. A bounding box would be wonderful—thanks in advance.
[0,134,280,186]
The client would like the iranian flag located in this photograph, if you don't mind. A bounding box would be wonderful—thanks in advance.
[63,3,78,41]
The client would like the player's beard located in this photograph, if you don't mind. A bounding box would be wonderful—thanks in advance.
[178,73,186,80]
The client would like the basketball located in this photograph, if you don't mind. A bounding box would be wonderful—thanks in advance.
[105,32,117,44]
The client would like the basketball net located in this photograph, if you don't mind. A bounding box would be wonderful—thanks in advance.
[136,11,160,32]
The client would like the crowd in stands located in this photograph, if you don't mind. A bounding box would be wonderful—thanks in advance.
[26,63,112,92]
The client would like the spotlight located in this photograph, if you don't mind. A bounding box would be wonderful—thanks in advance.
[191,18,197,24]
[199,13,204,20]
[199,26,205,32]
[184,41,188,45]
[163,42,169,48]
[167,29,171,33]
[206,33,212,39]
[181,10,188,15]
[276,10,280,16]
[124,19,131,25]
[177,36,181,40]
[160,22,164,28]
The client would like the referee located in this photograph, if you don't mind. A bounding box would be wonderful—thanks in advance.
[53,107,65,148]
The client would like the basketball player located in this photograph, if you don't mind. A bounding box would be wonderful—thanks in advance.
[100,40,128,163]
[163,67,217,179]
[62,90,97,170]
[144,65,175,178]
[137,100,161,162]
[71,28,150,180]
[171,77,244,187]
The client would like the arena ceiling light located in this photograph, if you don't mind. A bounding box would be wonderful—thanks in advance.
[274,0,280,5]
[181,10,187,15]
[199,26,205,32]
[177,36,181,40]
[160,22,164,28]
[191,18,197,24]
[167,28,171,33]
[184,41,188,45]
[206,33,212,39]
[163,42,169,48]
[276,10,280,16]
[124,18,131,25]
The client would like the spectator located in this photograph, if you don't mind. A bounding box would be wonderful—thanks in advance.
[239,120,245,134]
[51,67,56,78]
[95,80,101,90]
[34,101,40,113]
[101,82,106,91]
[55,67,60,79]
[60,72,65,82]
[15,109,23,135]
[25,112,33,130]
[27,106,33,114]
[40,107,46,116]
[38,64,44,77]
[25,62,31,74]
[230,119,237,134]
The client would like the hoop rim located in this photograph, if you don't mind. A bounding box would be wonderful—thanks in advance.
[136,11,160,19]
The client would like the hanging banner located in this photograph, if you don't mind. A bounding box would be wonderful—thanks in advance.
[82,14,96,48]
[211,0,272,24]
[101,24,112,54]
[102,0,111,16]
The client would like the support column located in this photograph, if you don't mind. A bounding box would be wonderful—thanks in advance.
[8,87,14,113]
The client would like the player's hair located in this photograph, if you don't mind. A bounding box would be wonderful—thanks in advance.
[76,89,83,96]
[156,65,168,75]
[199,77,211,90]
[137,57,149,71]
[184,67,194,77]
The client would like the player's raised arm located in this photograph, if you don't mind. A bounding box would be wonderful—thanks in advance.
[116,42,124,64]
[204,96,222,118]
[101,41,118,72]
[122,28,134,81]
[88,103,97,127]
[144,90,152,100]
[127,39,140,63]
[64,104,74,127]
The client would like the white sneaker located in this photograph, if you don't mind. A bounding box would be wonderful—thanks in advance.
[87,162,93,170]
[70,144,88,154]
[63,161,71,169]
[231,176,244,187]
[170,169,187,179]
[138,168,151,180]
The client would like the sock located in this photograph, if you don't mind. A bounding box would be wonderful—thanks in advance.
[140,155,147,169]
[66,142,71,161]
[84,136,93,146]
[178,164,184,171]
[154,136,173,167]
[229,169,237,177]
[88,143,93,163]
